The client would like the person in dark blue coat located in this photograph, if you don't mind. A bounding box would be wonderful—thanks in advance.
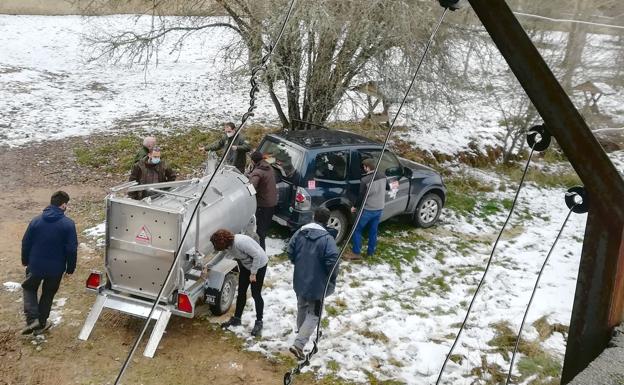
[286,207,339,360]
[20,191,78,335]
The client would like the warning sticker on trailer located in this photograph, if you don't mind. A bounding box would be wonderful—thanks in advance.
[135,225,152,244]
[308,180,316,189]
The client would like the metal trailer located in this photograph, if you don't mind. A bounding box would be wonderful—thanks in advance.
[78,165,257,357]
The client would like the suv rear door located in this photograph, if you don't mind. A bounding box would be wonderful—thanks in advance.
[257,137,304,221]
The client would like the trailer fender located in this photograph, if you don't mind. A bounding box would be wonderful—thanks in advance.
[205,258,238,291]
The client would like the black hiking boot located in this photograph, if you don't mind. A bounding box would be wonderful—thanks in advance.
[33,321,51,336]
[220,316,241,329]
[251,320,263,337]
[20,320,40,335]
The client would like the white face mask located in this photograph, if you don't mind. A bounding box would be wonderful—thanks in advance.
[226,131,235,138]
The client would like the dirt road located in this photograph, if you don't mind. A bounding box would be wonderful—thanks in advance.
[0,139,311,385]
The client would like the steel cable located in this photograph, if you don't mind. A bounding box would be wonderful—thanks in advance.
[505,200,579,384]
[283,7,449,385]
[112,0,297,383]
[434,143,539,385]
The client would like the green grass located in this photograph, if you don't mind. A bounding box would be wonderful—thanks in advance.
[74,125,277,175]
[486,321,562,384]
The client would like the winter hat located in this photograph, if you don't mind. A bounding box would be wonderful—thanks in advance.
[251,151,264,163]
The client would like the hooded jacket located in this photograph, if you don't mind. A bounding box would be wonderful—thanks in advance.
[21,205,78,277]
[248,160,278,208]
[287,223,340,300]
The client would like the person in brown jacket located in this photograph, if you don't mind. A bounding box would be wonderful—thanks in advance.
[247,151,277,250]
[128,146,176,200]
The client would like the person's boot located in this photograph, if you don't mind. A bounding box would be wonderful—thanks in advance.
[32,321,51,336]
[251,320,263,337]
[220,316,241,329]
[20,320,40,335]
[289,345,304,360]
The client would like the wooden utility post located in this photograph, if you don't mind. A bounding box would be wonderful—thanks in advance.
[466,0,624,383]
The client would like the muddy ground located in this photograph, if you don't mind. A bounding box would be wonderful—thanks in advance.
[0,137,316,385]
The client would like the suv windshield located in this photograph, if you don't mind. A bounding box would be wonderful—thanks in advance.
[258,138,304,181]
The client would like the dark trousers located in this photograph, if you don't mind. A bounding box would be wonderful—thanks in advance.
[234,263,267,321]
[255,206,275,251]
[22,271,62,325]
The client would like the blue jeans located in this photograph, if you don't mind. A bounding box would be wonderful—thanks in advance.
[352,209,383,256]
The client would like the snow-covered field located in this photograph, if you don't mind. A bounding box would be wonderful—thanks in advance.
[82,164,596,385]
[5,13,624,385]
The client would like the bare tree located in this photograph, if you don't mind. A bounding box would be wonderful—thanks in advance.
[80,0,456,130]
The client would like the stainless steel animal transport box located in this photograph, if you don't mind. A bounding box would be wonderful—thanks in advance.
[78,166,257,357]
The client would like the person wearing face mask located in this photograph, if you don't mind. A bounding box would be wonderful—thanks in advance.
[20,191,78,336]
[128,146,176,200]
[198,122,251,173]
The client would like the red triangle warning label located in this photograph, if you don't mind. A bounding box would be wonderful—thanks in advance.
[135,225,152,244]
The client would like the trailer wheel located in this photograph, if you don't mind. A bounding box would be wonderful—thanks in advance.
[210,273,238,316]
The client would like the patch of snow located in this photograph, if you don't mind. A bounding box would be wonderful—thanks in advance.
[3,281,22,292]
[225,181,587,384]
[49,297,67,326]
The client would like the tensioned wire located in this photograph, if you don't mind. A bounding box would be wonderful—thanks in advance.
[435,140,541,385]
[283,6,450,385]
[505,201,579,385]
[112,0,297,383]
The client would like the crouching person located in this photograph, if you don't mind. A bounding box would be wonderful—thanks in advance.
[287,208,340,360]
[21,191,78,335]
[210,229,268,337]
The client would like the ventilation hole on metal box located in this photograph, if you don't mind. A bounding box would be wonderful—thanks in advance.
[152,282,155,285]
[114,258,117,261]
[157,268,160,271]
[158,236,162,239]
[115,226,118,230]
[120,274,124,277]
[125,228,128,232]
[130,215,134,218]
[128,276,131,279]
[155,219,158,223]
[139,288,142,291]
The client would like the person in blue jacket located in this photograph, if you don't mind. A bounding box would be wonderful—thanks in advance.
[20,191,78,335]
[286,207,339,360]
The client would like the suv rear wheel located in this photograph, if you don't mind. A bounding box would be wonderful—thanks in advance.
[328,209,348,243]
[414,193,442,228]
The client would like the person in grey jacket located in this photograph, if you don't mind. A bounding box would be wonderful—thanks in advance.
[345,158,387,260]
[286,208,340,360]
[210,229,268,337]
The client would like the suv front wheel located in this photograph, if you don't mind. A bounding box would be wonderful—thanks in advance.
[414,193,442,228]
[328,209,348,243]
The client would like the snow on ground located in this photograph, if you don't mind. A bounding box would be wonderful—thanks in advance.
[3,281,22,292]
[0,15,278,146]
[219,177,587,385]
[3,15,620,155]
[49,297,67,326]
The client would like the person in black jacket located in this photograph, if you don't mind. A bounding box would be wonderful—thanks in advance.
[20,191,78,335]
[286,208,339,359]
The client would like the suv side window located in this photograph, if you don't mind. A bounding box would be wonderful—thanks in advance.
[358,150,402,177]
[315,151,348,181]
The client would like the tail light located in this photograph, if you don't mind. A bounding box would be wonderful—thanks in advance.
[86,271,103,290]
[294,187,311,210]
[177,292,193,314]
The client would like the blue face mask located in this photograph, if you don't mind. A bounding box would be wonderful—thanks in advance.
[150,157,161,165]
